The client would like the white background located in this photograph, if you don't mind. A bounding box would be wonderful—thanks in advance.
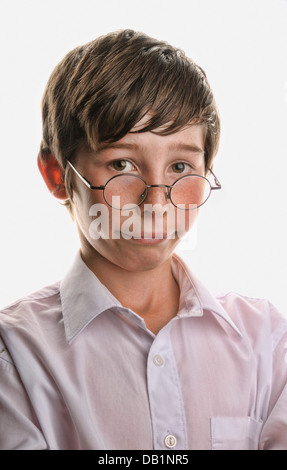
[0,0,286,315]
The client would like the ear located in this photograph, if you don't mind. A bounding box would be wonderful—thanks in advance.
[37,153,68,200]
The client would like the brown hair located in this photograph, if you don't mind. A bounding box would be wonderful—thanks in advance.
[39,29,220,208]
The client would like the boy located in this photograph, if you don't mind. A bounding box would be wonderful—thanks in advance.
[0,29,287,450]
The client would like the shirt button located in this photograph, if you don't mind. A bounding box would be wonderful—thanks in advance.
[153,354,165,367]
[164,434,177,448]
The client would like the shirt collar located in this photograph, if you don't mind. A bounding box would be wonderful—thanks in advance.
[172,254,242,337]
[60,252,123,343]
[60,252,242,343]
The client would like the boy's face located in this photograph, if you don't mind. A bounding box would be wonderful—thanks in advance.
[71,121,205,272]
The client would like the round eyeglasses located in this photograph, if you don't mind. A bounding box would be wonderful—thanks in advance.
[67,161,221,211]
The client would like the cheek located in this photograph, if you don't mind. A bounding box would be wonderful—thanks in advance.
[73,186,108,235]
[175,208,198,237]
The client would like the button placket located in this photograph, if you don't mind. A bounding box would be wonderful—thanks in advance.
[147,327,187,450]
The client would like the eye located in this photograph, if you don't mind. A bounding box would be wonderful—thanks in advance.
[111,159,135,172]
[171,162,192,173]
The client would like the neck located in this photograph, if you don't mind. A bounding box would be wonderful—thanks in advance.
[80,245,180,334]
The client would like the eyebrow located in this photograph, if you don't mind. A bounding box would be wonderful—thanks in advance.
[97,142,204,154]
[97,143,138,152]
[168,143,204,154]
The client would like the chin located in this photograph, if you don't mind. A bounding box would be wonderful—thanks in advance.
[116,244,176,273]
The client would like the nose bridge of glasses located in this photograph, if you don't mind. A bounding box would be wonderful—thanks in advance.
[147,184,171,188]
[144,184,171,201]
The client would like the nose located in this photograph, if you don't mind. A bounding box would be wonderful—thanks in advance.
[142,184,170,207]
[141,186,172,235]
[140,184,175,238]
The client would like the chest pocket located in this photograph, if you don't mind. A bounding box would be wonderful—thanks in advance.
[210,416,263,450]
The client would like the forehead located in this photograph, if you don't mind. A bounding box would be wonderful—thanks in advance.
[98,124,206,154]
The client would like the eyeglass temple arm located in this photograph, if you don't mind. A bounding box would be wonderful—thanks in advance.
[208,168,222,190]
[67,161,105,190]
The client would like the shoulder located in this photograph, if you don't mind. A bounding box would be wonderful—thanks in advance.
[216,291,287,350]
[0,282,63,366]
[0,281,61,323]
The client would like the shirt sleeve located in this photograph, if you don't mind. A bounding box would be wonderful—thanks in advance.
[259,323,287,450]
[0,339,47,450]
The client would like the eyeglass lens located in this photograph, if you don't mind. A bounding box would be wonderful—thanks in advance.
[103,174,211,210]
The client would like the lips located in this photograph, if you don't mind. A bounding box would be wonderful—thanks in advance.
[129,237,169,245]
[135,230,177,238]
[120,231,177,242]
[135,234,166,239]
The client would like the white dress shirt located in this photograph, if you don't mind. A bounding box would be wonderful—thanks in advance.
[0,252,287,450]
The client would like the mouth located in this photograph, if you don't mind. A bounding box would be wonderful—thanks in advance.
[129,238,168,245]
[121,232,176,244]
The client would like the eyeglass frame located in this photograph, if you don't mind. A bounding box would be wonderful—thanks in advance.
[67,160,222,210]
